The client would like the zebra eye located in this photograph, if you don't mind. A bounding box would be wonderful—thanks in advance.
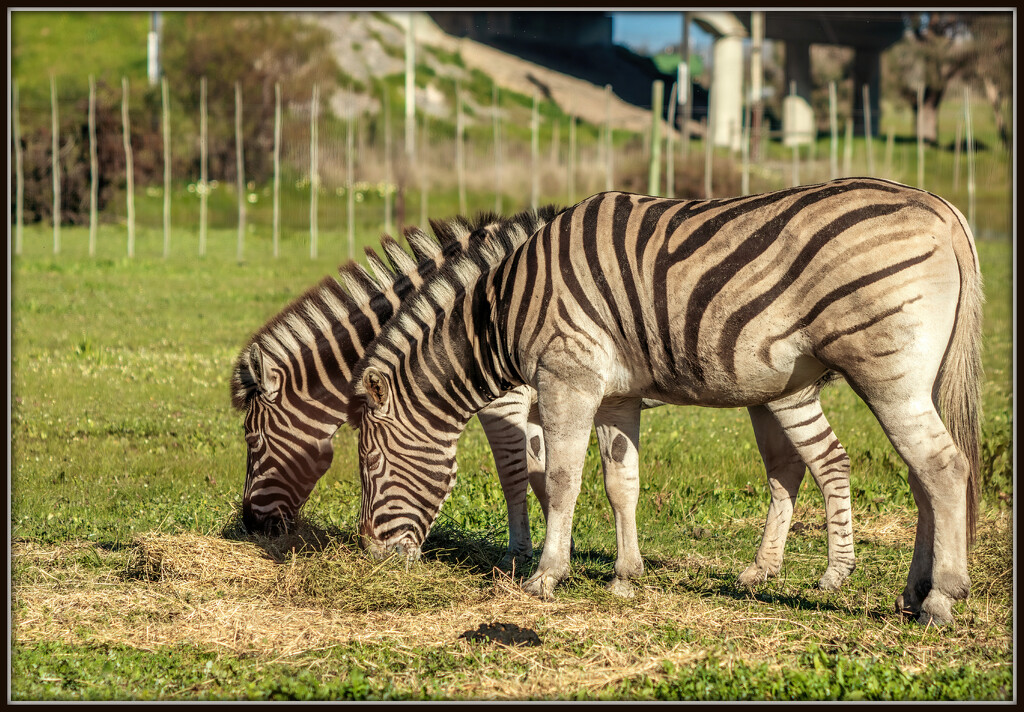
[245,432,263,449]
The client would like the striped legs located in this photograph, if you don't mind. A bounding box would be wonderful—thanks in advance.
[594,397,644,597]
[477,387,535,572]
[736,404,807,587]
[749,390,857,591]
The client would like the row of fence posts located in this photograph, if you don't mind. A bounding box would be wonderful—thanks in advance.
[13,73,621,260]
[12,72,978,260]
[648,76,975,233]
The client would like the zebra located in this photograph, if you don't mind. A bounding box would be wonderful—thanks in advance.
[232,204,864,592]
[232,204,864,590]
[230,206,561,567]
[352,178,983,625]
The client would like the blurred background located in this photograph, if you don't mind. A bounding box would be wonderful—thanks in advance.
[9,10,1014,260]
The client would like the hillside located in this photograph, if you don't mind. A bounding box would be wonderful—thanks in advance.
[300,11,668,134]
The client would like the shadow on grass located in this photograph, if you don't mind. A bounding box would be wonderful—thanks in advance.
[640,553,865,616]
[218,508,358,563]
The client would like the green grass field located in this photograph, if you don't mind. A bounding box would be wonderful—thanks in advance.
[9,9,1015,702]
[9,215,1014,700]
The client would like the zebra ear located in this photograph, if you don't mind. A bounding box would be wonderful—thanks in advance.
[362,368,391,413]
[248,343,281,398]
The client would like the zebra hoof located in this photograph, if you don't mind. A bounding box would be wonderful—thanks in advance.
[917,591,955,626]
[736,564,769,589]
[497,552,532,577]
[522,571,557,600]
[816,568,849,591]
[895,592,921,619]
[606,577,636,598]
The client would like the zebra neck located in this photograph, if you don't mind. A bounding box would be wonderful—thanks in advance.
[470,282,519,397]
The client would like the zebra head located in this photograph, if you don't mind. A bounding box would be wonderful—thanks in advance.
[354,365,461,559]
[234,341,340,535]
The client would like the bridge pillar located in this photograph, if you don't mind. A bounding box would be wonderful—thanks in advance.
[710,34,744,150]
[783,39,814,146]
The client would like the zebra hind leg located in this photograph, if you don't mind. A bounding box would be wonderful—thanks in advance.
[736,404,806,588]
[863,397,970,626]
[594,397,644,598]
[763,390,856,591]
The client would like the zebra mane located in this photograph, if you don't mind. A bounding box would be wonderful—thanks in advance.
[230,205,562,411]
[355,204,563,383]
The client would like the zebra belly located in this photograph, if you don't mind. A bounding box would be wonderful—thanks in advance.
[612,344,829,409]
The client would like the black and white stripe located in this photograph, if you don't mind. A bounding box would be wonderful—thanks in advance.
[230,207,559,552]
[354,178,983,625]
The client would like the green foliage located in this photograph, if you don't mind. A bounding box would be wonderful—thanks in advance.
[637,649,1013,701]
[160,12,342,183]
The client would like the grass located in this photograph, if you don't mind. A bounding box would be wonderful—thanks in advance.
[9,215,1015,700]
[9,8,1015,702]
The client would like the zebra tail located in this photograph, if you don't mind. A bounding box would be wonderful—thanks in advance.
[937,201,984,548]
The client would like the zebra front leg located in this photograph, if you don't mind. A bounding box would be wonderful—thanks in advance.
[736,404,807,588]
[764,390,856,591]
[522,374,603,600]
[525,400,576,559]
[478,387,536,574]
[595,397,644,598]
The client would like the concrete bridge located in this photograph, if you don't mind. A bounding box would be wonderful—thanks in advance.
[427,10,907,147]
[694,11,906,148]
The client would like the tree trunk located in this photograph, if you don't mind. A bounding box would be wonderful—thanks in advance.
[982,76,1010,151]
[915,89,943,145]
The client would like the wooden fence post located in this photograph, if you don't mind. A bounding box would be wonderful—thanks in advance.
[665,80,677,199]
[122,77,135,259]
[162,76,171,258]
[310,82,319,259]
[604,84,613,192]
[531,91,539,211]
[384,87,393,237]
[704,113,713,199]
[828,81,838,179]
[273,82,281,258]
[741,103,751,195]
[14,81,24,256]
[863,84,874,176]
[88,76,98,257]
[420,112,429,230]
[648,79,663,196]
[346,108,355,260]
[916,83,925,189]
[885,127,894,179]
[405,13,415,160]
[493,84,502,214]
[964,86,976,232]
[199,76,208,257]
[953,111,963,193]
[568,111,576,205]
[51,75,61,254]
[235,81,245,263]
[456,81,466,216]
[842,117,853,177]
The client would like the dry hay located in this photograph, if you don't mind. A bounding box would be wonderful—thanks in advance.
[10,510,1014,699]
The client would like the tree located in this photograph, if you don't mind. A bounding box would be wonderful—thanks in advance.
[161,12,341,182]
[966,12,1012,150]
[885,12,975,145]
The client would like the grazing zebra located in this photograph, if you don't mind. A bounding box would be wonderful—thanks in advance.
[232,205,863,592]
[230,206,561,566]
[353,178,982,625]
